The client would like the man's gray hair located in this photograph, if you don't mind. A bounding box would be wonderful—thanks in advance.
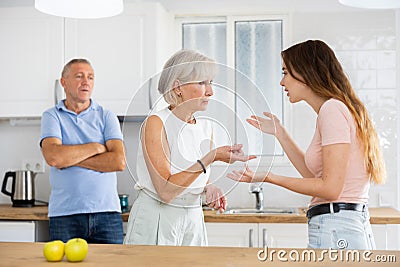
[62,58,93,78]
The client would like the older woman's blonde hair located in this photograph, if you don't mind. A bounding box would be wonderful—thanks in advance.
[158,49,216,107]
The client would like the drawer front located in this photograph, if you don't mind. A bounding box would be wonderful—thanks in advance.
[0,221,35,242]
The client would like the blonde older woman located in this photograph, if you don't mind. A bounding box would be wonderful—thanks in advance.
[124,49,255,246]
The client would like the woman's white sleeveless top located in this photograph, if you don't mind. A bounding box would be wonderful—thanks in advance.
[135,107,212,196]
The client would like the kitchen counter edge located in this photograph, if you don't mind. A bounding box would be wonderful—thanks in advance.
[1,204,400,224]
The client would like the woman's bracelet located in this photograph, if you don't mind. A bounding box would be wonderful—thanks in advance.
[197,159,206,174]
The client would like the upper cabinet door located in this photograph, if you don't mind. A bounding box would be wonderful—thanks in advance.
[64,3,174,117]
[64,15,145,116]
[0,3,173,118]
[0,7,64,117]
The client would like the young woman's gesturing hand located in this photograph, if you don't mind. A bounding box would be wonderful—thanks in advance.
[226,166,269,183]
[246,112,282,136]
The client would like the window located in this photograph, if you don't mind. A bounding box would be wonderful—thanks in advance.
[178,16,287,159]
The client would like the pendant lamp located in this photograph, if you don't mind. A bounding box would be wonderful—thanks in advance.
[339,0,400,9]
[35,0,124,19]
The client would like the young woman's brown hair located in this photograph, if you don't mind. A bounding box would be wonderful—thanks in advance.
[281,40,386,184]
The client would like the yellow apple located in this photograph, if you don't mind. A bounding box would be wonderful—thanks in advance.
[65,238,89,262]
[43,240,65,262]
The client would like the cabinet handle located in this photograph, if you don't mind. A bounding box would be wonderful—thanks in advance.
[262,228,268,248]
[249,229,254,247]
[148,77,153,109]
[54,79,64,104]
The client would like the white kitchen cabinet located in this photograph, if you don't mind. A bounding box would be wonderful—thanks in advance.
[258,223,308,248]
[372,225,387,250]
[207,223,398,249]
[0,7,64,117]
[0,3,174,118]
[0,221,49,242]
[206,223,307,248]
[64,3,173,116]
[64,14,144,116]
[371,224,400,250]
[206,223,258,247]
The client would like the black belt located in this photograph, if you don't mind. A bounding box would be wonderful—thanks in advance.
[306,203,367,219]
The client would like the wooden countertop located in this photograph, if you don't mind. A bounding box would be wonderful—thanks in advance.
[0,204,131,222]
[204,207,400,224]
[1,242,399,267]
[1,204,400,224]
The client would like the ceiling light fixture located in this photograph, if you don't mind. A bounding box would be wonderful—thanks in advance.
[35,0,124,19]
[339,0,400,9]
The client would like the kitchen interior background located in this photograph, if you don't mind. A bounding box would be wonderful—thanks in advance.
[0,0,399,245]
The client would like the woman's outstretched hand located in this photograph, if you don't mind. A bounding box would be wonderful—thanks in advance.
[246,112,281,136]
[226,166,268,183]
[215,144,257,164]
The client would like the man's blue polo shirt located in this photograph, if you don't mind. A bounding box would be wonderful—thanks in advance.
[41,100,123,217]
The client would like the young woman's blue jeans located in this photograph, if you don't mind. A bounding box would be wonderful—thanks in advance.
[49,212,123,244]
[308,209,375,250]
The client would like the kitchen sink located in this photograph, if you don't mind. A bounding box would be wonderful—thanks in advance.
[223,207,299,215]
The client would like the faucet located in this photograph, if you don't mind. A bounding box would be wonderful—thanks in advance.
[250,185,264,211]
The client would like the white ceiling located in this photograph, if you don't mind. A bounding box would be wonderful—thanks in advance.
[135,0,393,14]
[1,0,396,14]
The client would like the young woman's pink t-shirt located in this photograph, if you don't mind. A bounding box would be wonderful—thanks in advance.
[305,98,370,207]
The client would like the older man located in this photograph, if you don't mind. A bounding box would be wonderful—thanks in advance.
[40,58,126,244]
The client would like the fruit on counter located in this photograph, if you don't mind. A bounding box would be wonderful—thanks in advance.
[43,240,65,262]
[65,238,89,262]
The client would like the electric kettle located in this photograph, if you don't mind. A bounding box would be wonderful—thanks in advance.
[1,170,36,207]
